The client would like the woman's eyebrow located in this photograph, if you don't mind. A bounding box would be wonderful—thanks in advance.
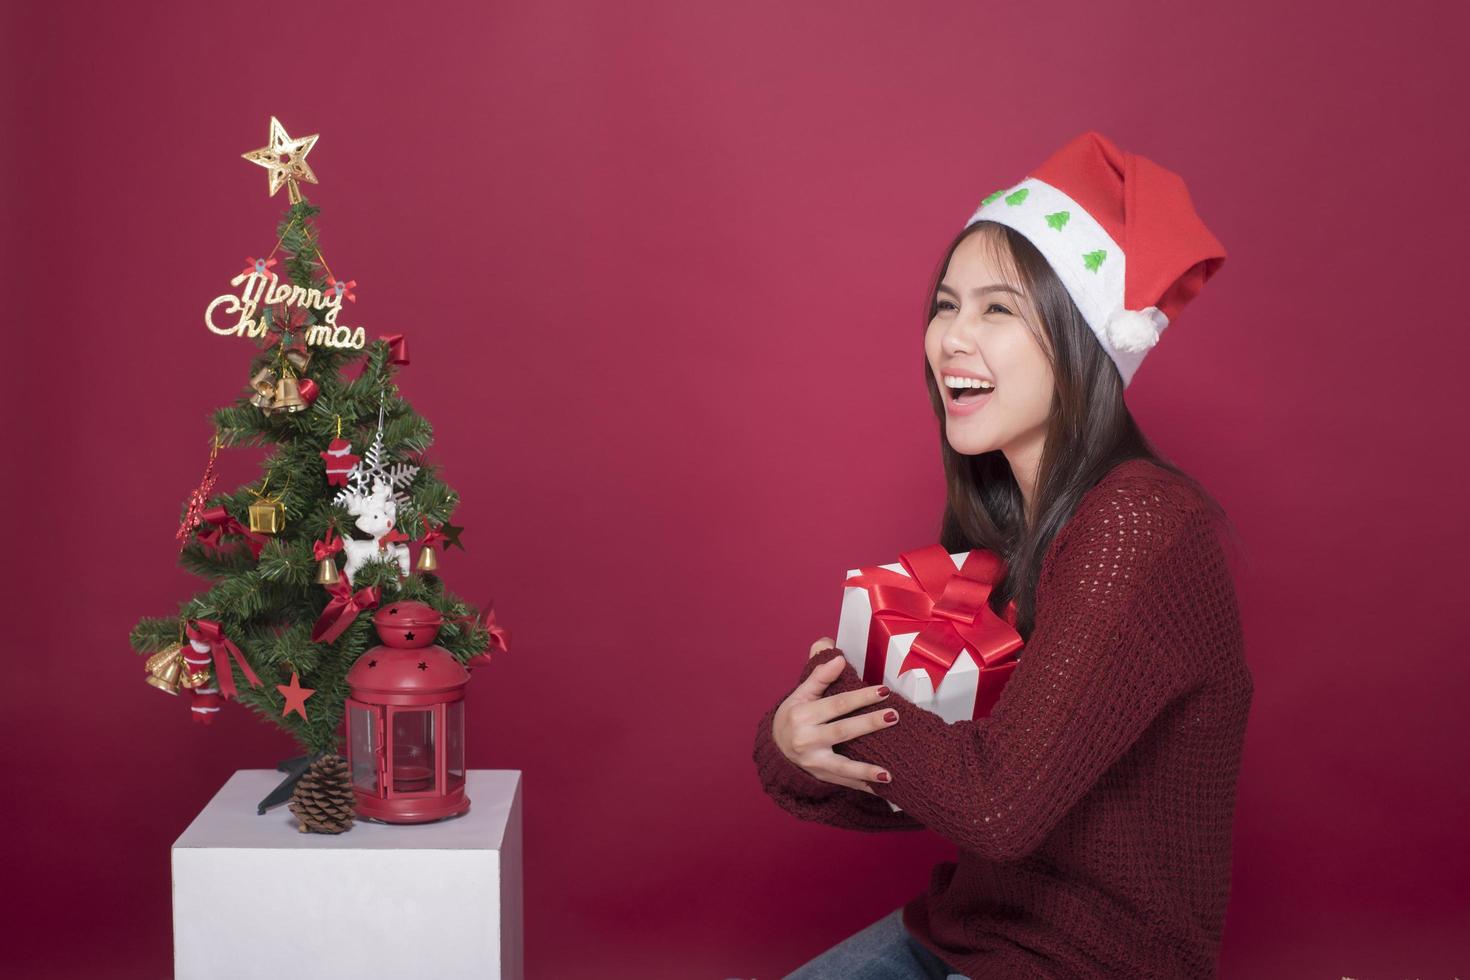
[936,283,1024,297]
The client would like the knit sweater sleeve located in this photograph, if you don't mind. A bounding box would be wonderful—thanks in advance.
[819,476,1214,861]
[752,667,926,832]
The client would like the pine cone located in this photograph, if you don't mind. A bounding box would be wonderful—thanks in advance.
[288,754,356,834]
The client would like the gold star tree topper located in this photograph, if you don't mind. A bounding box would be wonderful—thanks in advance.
[242,116,320,203]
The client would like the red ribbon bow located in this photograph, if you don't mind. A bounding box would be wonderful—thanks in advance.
[419,516,446,550]
[197,505,269,559]
[313,527,343,561]
[453,603,510,667]
[378,525,411,552]
[186,619,262,701]
[266,301,309,345]
[311,579,381,644]
[481,606,510,654]
[381,333,410,365]
[846,545,1023,691]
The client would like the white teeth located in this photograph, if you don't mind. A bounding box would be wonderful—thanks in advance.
[943,376,996,390]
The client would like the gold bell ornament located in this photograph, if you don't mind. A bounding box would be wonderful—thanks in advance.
[269,372,307,414]
[283,347,312,374]
[315,525,343,584]
[316,556,342,585]
[179,661,213,691]
[416,518,450,573]
[144,644,185,695]
[249,366,279,409]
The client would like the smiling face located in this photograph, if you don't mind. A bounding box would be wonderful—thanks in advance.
[925,228,1056,480]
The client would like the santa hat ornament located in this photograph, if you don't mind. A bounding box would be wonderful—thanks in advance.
[963,131,1226,388]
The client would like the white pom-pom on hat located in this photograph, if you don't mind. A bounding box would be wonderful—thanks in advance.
[1103,306,1168,354]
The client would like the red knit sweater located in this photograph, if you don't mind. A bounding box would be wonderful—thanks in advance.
[753,459,1253,979]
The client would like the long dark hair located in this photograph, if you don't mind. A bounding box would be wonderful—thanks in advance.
[924,221,1238,639]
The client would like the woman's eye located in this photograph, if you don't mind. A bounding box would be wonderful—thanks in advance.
[934,299,1012,315]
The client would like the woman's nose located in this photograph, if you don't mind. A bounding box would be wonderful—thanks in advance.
[942,316,974,355]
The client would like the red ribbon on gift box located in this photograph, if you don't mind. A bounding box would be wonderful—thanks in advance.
[846,545,1024,706]
[197,505,269,559]
[311,579,381,644]
[186,619,262,701]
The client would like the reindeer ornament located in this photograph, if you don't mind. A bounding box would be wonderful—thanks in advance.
[331,399,421,584]
[341,478,412,583]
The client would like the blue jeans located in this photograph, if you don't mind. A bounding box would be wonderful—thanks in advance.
[784,907,969,979]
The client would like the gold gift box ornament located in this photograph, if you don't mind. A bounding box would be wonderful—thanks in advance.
[249,497,285,533]
[247,474,289,535]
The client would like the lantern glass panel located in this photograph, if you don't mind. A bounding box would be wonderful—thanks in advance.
[446,700,465,791]
[391,708,436,795]
[349,704,379,794]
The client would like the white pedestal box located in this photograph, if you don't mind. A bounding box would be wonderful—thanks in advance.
[172,769,523,979]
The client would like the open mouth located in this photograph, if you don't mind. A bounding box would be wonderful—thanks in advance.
[944,378,996,404]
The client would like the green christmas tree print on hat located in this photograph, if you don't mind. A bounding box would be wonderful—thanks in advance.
[1083,249,1107,272]
[1046,211,1070,230]
[1004,188,1029,206]
[980,188,1005,206]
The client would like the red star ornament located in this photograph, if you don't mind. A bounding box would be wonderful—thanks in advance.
[277,671,316,720]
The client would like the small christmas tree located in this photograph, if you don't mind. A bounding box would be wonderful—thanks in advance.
[130,119,499,769]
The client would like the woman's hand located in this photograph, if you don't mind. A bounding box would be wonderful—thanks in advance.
[771,637,899,794]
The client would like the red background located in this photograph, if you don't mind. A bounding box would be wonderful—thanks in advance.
[4,2,1468,977]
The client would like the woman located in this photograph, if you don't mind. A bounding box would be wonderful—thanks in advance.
[752,131,1253,979]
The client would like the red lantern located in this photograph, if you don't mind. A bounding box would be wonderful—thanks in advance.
[344,601,471,824]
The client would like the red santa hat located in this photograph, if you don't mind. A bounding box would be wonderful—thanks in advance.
[963,131,1226,388]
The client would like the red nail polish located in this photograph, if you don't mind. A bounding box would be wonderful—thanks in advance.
[876,686,890,698]
[883,710,897,723]
[876,771,891,783]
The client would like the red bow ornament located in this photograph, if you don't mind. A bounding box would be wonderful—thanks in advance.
[839,545,1024,723]
[197,506,270,559]
[311,579,381,644]
[419,516,447,550]
[185,619,263,701]
[378,525,411,552]
[481,606,510,655]
[418,516,447,567]
[313,527,344,561]
[454,603,510,668]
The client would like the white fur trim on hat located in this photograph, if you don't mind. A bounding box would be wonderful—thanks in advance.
[964,177,1163,388]
[1104,306,1168,353]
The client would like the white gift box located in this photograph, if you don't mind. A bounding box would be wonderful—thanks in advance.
[835,550,1019,813]
[836,551,989,725]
